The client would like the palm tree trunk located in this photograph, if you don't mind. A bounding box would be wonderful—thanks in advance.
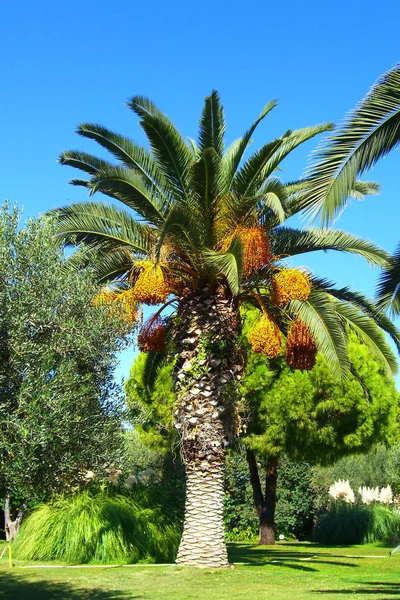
[174,284,244,567]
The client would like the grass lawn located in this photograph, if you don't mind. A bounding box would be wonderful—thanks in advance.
[1,540,400,599]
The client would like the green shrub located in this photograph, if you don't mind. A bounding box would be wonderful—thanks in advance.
[313,504,400,545]
[224,451,259,540]
[13,491,180,564]
[275,460,315,540]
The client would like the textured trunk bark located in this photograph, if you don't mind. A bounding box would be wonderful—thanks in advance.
[177,462,227,567]
[246,451,278,545]
[4,492,27,542]
[260,455,278,545]
[174,284,244,568]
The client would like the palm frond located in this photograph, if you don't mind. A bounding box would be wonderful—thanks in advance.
[256,178,287,226]
[311,276,400,354]
[284,179,381,219]
[59,151,115,177]
[189,148,222,247]
[48,202,152,254]
[377,242,400,316]
[349,180,380,200]
[221,100,278,191]
[68,246,136,283]
[305,64,400,224]
[73,124,168,199]
[263,123,334,177]
[127,96,192,200]
[334,302,398,376]
[198,90,225,156]
[233,139,283,197]
[203,237,243,295]
[87,167,166,226]
[289,291,348,378]
[154,205,203,275]
[142,351,167,392]
[271,227,391,267]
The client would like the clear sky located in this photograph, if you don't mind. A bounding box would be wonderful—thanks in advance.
[2,0,400,383]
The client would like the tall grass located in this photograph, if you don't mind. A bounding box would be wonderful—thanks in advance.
[13,492,180,564]
[313,504,400,545]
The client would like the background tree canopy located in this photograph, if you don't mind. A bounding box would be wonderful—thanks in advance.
[242,322,400,463]
[0,204,130,538]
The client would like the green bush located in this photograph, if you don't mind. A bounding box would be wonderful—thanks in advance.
[224,451,258,540]
[313,504,400,545]
[13,491,180,564]
[275,460,316,540]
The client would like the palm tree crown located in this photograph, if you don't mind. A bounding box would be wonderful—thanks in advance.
[51,91,397,378]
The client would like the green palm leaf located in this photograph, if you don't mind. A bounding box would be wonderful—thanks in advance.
[198,90,225,157]
[263,123,333,177]
[305,64,400,224]
[284,179,380,219]
[334,302,398,376]
[72,124,168,199]
[222,100,278,191]
[203,237,243,295]
[127,96,192,200]
[233,139,283,197]
[142,351,167,392]
[48,202,152,254]
[289,290,348,378]
[311,276,400,354]
[271,227,391,267]
[256,178,287,226]
[59,150,115,179]
[68,246,137,283]
[377,243,400,316]
[189,148,222,248]
[87,167,166,226]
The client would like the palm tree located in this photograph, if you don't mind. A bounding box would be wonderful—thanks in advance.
[304,64,400,314]
[50,92,399,567]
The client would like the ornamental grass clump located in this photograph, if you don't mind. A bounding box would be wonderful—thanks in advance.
[247,314,282,358]
[132,261,171,305]
[271,269,311,307]
[328,479,355,503]
[314,481,399,544]
[13,492,180,564]
[286,320,317,370]
[137,317,167,353]
[314,504,400,545]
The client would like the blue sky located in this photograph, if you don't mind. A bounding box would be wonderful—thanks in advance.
[2,0,400,383]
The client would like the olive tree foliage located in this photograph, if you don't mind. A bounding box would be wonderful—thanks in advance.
[0,204,130,537]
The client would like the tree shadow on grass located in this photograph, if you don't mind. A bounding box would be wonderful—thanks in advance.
[312,581,400,596]
[228,544,360,566]
[0,572,141,600]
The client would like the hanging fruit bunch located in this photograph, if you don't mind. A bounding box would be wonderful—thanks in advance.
[285,319,317,370]
[131,260,172,305]
[271,268,311,307]
[137,316,167,353]
[93,289,115,308]
[220,225,271,276]
[247,313,282,358]
[94,288,138,324]
[111,289,138,324]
